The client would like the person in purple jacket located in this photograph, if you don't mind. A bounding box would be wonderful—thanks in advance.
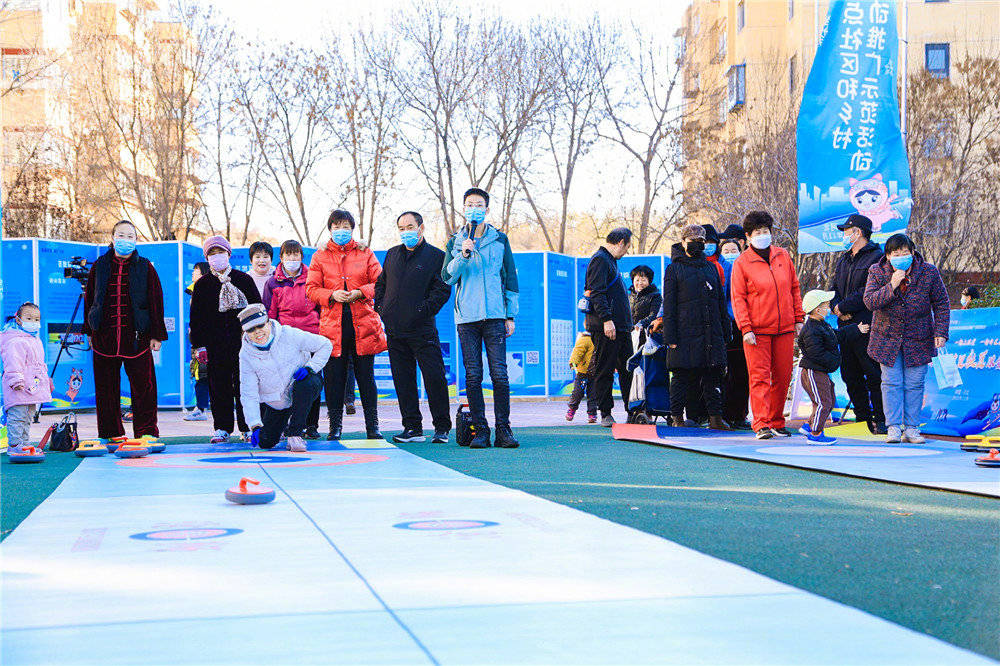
[863,233,949,445]
[262,239,323,439]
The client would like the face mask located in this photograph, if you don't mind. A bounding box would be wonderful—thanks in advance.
[703,243,716,256]
[400,230,420,248]
[18,319,41,334]
[282,260,301,274]
[207,253,230,272]
[961,296,971,307]
[113,239,136,255]
[465,207,486,226]
[721,251,740,264]
[750,233,772,250]
[889,254,913,271]
[331,228,353,246]
[686,240,705,256]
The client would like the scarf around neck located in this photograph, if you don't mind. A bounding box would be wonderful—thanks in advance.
[214,267,249,313]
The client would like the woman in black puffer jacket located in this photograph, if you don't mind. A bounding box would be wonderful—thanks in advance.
[662,225,731,430]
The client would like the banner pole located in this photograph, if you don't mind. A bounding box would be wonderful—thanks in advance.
[901,0,908,139]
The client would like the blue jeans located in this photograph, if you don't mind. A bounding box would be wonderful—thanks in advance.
[880,353,928,428]
[458,319,510,429]
[194,377,210,411]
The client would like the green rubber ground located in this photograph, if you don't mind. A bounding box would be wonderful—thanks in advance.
[4,427,997,659]
[399,425,1000,660]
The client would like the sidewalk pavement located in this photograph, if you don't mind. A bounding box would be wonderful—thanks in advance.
[27,398,624,441]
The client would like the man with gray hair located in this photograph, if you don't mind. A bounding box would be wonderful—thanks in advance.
[584,227,634,426]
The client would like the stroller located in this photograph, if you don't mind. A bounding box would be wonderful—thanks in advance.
[626,328,670,424]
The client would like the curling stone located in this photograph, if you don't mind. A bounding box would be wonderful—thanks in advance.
[975,449,1000,468]
[225,477,276,505]
[9,446,45,463]
[103,436,128,452]
[75,440,109,457]
[138,436,166,453]
[114,442,150,458]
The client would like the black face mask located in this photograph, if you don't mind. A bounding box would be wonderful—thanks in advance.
[686,240,705,257]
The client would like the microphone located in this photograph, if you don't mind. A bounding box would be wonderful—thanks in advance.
[464,220,479,258]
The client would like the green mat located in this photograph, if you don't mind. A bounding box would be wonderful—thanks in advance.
[400,425,1000,660]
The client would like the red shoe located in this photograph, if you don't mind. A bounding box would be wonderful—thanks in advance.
[565,408,576,421]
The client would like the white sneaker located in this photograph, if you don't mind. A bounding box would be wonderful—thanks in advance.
[902,427,925,444]
[886,426,902,444]
[210,430,230,444]
[287,436,307,452]
[183,408,207,421]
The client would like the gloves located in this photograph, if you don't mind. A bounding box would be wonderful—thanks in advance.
[292,367,309,381]
[196,348,208,364]
[250,427,261,448]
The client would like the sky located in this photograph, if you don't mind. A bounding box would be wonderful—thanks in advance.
[199,0,688,248]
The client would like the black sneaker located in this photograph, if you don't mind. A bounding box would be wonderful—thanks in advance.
[495,425,519,448]
[431,430,450,444]
[304,427,320,440]
[327,425,342,441]
[773,427,793,437]
[755,427,774,440]
[345,404,356,415]
[392,429,426,443]
[367,430,384,441]
[469,426,491,448]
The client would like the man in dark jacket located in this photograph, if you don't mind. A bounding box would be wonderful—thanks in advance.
[662,224,731,430]
[584,227,633,427]
[830,214,886,434]
[84,220,168,439]
[375,211,453,444]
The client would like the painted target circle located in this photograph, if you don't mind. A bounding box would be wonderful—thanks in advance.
[756,445,942,457]
[393,520,499,531]
[130,528,243,541]
[115,451,388,469]
[199,456,311,464]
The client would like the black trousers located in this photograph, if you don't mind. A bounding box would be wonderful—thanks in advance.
[586,328,633,418]
[723,343,750,425]
[207,349,248,434]
[839,328,885,424]
[259,372,322,448]
[388,330,452,433]
[671,366,724,419]
[324,329,378,433]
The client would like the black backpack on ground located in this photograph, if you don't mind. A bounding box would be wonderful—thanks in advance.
[455,404,475,447]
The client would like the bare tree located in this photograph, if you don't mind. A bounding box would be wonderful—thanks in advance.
[236,44,337,245]
[0,0,69,99]
[595,23,688,253]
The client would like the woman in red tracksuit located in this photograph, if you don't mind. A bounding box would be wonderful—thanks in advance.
[263,239,322,439]
[730,211,805,440]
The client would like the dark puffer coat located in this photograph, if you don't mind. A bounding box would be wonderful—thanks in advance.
[662,243,730,369]
[630,284,663,329]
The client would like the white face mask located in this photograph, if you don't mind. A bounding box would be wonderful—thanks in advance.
[961,296,971,307]
[750,233,772,250]
[282,259,301,275]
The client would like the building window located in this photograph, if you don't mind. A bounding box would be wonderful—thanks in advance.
[925,43,950,78]
[922,119,954,158]
[728,63,746,110]
[789,55,798,94]
[714,30,727,63]
[737,1,746,32]
[692,13,700,36]
[789,0,794,19]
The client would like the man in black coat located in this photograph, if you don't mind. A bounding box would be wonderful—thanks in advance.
[662,224,731,430]
[829,214,886,434]
[584,227,633,427]
[375,211,453,443]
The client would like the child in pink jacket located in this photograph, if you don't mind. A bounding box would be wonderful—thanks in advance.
[2,302,52,452]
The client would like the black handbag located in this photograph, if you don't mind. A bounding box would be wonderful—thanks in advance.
[40,413,79,452]
[455,404,475,447]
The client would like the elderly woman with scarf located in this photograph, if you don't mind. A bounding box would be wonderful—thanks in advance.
[189,235,262,444]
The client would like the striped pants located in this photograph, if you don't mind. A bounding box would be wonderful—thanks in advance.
[800,368,835,435]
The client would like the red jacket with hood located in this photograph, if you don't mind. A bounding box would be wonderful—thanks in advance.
[730,246,805,336]
[263,262,320,334]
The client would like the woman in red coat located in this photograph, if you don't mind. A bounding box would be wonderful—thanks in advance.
[730,211,805,440]
[306,210,387,440]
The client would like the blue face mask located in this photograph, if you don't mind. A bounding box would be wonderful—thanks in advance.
[331,229,353,246]
[842,233,857,250]
[465,207,486,226]
[704,243,717,256]
[400,230,420,248]
[889,254,913,271]
[113,239,136,255]
[721,252,740,264]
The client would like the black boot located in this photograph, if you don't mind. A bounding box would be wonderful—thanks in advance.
[494,425,519,448]
[469,425,491,448]
[365,414,382,440]
[327,422,342,441]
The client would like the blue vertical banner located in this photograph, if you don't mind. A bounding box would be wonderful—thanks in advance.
[797,0,911,253]
[546,253,577,396]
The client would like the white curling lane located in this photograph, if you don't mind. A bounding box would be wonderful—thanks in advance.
[1,444,992,665]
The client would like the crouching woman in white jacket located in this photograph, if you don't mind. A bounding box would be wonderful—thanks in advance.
[237,304,331,451]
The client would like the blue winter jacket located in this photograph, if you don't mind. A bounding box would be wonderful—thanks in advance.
[441,225,519,324]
